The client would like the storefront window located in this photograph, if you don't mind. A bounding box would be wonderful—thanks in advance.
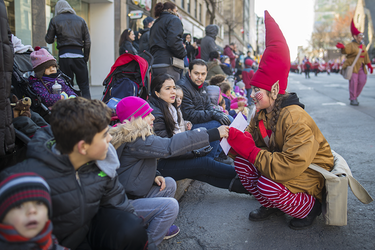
[4,0,32,46]
[127,0,152,32]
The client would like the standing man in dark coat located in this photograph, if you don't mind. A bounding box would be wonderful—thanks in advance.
[0,0,15,157]
[45,0,91,99]
[139,16,154,53]
[200,24,219,62]
[149,2,186,81]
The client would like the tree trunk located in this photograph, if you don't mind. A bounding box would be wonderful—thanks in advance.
[205,0,216,24]
[210,2,216,24]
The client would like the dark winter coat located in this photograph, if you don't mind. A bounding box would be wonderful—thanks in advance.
[139,28,151,53]
[0,127,134,249]
[149,11,187,65]
[186,42,197,62]
[115,123,210,198]
[119,40,138,55]
[177,72,218,124]
[0,0,15,156]
[200,25,219,61]
[45,13,91,61]
[220,64,232,75]
[207,59,226,80]
[148,102,171,138]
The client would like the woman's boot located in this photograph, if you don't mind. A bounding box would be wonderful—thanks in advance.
[228,175,251,194]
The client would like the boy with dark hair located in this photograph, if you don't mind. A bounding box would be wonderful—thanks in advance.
[0,172,68,249]
[0,97,149,250]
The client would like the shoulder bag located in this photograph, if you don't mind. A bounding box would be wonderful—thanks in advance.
[340,49,362,80]
[308,150,373,226]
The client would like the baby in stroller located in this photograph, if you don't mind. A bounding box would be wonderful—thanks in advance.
[28,47,77,108]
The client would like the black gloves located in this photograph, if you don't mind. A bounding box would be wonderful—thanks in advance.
[212,112,231,125]
[192,146,213,157]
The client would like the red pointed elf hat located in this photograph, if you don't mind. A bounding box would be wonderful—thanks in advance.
[350,19,361,36]
[250,11,290,94]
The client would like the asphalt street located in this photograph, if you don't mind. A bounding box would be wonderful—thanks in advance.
[89,72,375,250]
[155,72,375,250]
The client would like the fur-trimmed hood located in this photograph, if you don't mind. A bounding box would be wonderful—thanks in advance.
[109,118,153,149]
[207,59,220,71]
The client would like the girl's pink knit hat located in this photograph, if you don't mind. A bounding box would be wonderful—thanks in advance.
[116,96,153,122]
[30,47,56,69]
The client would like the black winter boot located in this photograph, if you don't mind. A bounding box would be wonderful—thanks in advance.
[214,151,234,165]
[228,175,251,195]
[249,206,284,221]
[288,200,322,230]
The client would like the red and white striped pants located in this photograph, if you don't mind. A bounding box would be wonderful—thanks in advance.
[234,156,315,219]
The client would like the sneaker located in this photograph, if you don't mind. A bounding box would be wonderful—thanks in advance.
[350,99,359,106]
[163,225,180,240]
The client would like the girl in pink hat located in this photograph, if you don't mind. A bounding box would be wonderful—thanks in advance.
[109,96,230,246]
[29,47,77,107]
[226,11,334,230]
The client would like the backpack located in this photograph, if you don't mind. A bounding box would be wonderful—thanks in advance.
[110,77,140,100]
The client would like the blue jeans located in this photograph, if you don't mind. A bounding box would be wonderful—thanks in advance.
[192,120,222,158]
[130,177,179,246]
[227,114,234,123]
[246,88,252,104]
[157,156,236,189]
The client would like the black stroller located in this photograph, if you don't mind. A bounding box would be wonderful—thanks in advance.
[0,52,80,171]
[101,51,153,124]
[101,51,153,103]
[11,51,80,123]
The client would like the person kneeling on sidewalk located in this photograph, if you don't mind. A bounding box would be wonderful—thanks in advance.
[227,11,334,230]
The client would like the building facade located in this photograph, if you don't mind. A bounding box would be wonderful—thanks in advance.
[4,0,257,86]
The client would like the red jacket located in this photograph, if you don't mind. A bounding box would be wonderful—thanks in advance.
[223,45,236,69]
[242,68,254,89]
[195,46,201,59]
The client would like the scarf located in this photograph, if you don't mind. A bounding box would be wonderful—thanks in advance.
[169,104,181,134]
[43,72,60,79]
[0,220,53,250]
[163,9,179,17]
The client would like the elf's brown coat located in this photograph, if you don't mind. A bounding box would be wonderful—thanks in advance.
[246,105,334,201]
[341,41,370,74]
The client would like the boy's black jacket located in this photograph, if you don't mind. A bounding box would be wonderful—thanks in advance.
[0,127,133,249]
